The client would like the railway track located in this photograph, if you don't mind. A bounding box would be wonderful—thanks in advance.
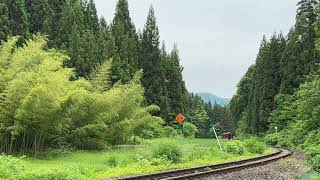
[112,148,291,180]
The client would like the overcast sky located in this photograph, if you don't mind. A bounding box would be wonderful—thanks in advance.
[94,0,299,98]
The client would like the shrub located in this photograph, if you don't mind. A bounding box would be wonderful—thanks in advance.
[264,133,279,146]
[0,154,24,180]
[162,126,178,137]
[306,146,320,172]
[224,140,245,155]
[107,156,118,167]
[152,142,182,163]
[183,122,198,138]
[71,123,109,150]
[127,136,144,145]
[303,130,320,149]
[244,138,267,154]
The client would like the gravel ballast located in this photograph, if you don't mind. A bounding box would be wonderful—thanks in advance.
[203,150,309,180]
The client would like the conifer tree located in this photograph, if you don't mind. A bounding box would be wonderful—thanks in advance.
[83,0,99,31]
[246,35,286,134]
[6,0,29,40]
[140,6,169,119]
[26,0,52,34]
[0,1,11,43]
[111,0,140,83]
[230,65,255,132]
[46,0,66,48]
[280,0,318,95]
[165,45,188,117]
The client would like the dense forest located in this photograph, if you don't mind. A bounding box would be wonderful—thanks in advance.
[230,0,320,158]
[0,0,234,154]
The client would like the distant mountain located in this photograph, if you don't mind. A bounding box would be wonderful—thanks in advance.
[197,92,230,106]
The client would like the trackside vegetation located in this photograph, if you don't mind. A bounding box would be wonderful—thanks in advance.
[0,138,272,179]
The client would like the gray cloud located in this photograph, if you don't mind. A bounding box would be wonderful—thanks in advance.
[94,0,299,98]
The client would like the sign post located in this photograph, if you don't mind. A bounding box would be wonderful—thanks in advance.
[212,125,223,154]
[176,114,185,144]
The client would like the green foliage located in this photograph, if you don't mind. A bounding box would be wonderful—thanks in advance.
[162,126,178,137]
[22,166,96,180]
[243,138,266,154]
[183,122,198,138]
[224,140,245,155]
[140,6,170,120]
[0,154,24,180]
[152,141,182,163]
[107,156,118,167]
[306,146,320,172]
[264,133,280,146]
[127,136,144,145]
[6,0,29,40]
[0,0,194,131]
[0,1,11,42]
[90,60,112,92]
[0,36,163,154]
[230,65,255,130]
[71,123,109,150]
[111,0,139,83]
[186,93,210,138]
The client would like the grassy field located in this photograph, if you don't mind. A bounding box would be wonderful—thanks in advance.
[20,138,274,179]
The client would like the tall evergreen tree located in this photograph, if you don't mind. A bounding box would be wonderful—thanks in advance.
[230,65,255,129]
[83,0,99,31]
[246,35,286,134]
[26,0,52,34]
[280,0,318,95]
[0,1,11,43]
[140,6,169,119]
[159,42,172,120]
[46,0,66,48]
[6,0,29,40]
[111,0,140,83]
[165,45,188,117]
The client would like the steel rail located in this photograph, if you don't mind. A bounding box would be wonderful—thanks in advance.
[107,148,291,180]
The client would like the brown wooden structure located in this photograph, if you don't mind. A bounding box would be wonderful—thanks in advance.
[223,132,233,140]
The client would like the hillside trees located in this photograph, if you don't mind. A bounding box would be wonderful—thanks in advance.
[231,0,320,138]
[245,35,286,134]
[0,36,163,154]
[0,0,209,137]
[229,65,255,132]
[280,0,318,95]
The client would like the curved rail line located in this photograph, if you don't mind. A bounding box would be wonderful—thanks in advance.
[110,148,291,180]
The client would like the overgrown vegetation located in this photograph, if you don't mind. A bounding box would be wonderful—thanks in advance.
[0,36,163,154]
[243,138,267,154]
[0,138,272,179]
[224,140,245,155]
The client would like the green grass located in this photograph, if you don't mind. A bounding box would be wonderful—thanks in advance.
[20,138,275,179]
